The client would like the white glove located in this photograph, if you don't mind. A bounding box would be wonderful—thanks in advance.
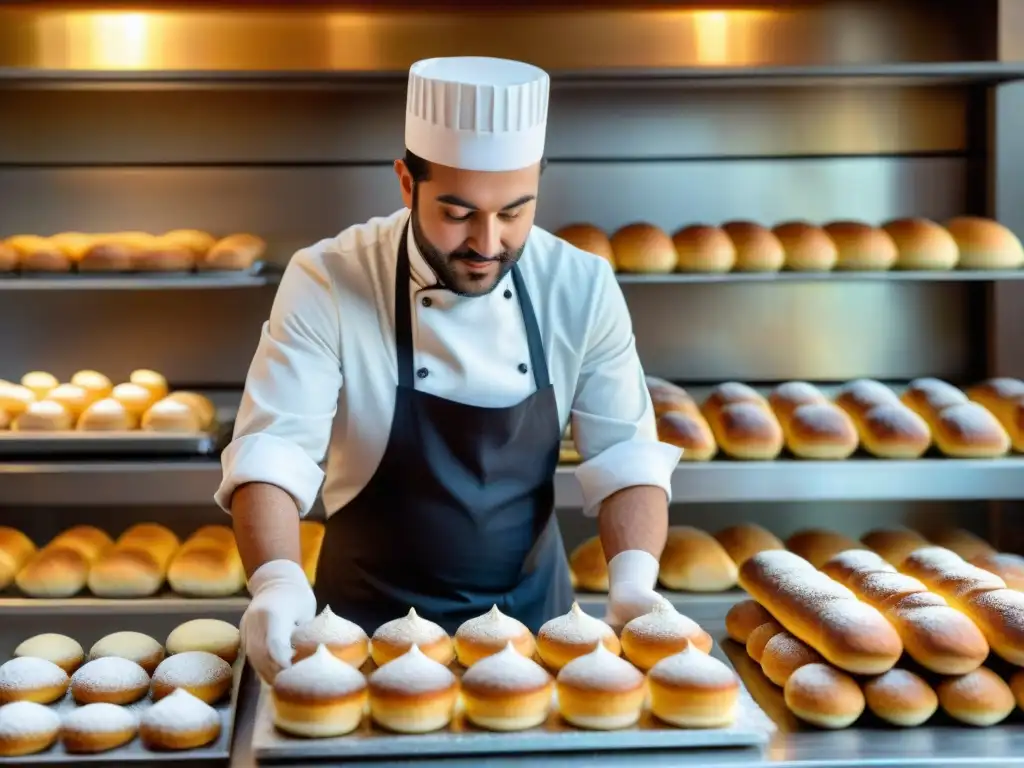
[240,559,317,684]
[604,549,670,630]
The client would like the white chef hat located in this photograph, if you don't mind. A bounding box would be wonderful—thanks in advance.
[405,56,550,173]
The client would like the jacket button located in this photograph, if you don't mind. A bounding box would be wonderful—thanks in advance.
[417,367,429,379]
[503,289,512,299]
[421,297,432,307]
[518,363,528,374]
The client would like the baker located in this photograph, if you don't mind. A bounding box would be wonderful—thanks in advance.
[216,56,681,682]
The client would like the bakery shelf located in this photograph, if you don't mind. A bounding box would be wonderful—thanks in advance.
[0,594,248,615]
[0,268,282,291]
[614,270,1024,285]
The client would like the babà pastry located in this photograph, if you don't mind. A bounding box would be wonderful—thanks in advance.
[620,602,712,670]
[49,525,113,562]
[714,524,784,568]
[19,371,57,400]
[932,402,1010,458]
[70,370,113,403]
[71,657,150,705]
[927,527,997,560]
[556,224,616,268]
[151,651,232,704]
[371,608,454,667]
[15,546,89,597]
[0,657,69,704]
[203,233,267,271]
[0,701,62,756]
[460,641,554,731]
[706,402,784,460]
[166,619,240,664]
[936,667,1015,726]
[656,411,717,461]
[111,383,157,418]
[820,548,896,585]
[970,552,1024,590]
[783,663,864,729]
[537,602,620,671]
[944,216,1024,269]
[725,600,775,644]
[785,529,865,569]
[0,383,35,418]
[610,223,677,273]
[90,632,165,675]
[568,535,608,592]
[745,621,784,663]
[785,402,858,459]
[555,643,645,730]
[13,400,72,431]
[140,688,221,750]
[768,381,827,429]
[648,641,739,727]
[861,528,930,567]
[45,383,90,420]
[300,520,325,584]
[129,369,169,401]
[291,606,369,667]
[167,543,246,597]
[135,237,196,272]
[272,644,368,737]
[863,668,937,727]
[142,399,203,433]
[62,702,139,754]
[882,217,959,270]
[760,632,824,687]
[966,377,1024,429]
[858,402,931,459]
[162,229,217,258]
[772,221,838,271]
[722,220,784,272]
[14,633,85,674]
[659,526,738,591]
[368,645,458,734]
[823,221,897,270]
[10,235,72,272]
[455,605,535,667]
[672,224,736,273]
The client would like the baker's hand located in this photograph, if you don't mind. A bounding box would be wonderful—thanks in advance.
[240,559,317,684]
[603,549,669,630]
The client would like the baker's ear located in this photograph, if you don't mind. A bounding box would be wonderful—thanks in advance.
[394,159,414,209]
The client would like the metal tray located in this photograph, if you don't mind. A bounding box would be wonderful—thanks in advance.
[250,643,776,761]
[0,431,217,457]
[0,611,245,763]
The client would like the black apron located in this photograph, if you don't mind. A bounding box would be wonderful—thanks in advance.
[313,221,573,635]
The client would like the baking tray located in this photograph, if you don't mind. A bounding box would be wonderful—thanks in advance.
[0,431,217,457]
[250,642,776,761]
[0,610,245,763]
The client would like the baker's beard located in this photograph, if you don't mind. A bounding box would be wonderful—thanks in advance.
[411,200,525,297]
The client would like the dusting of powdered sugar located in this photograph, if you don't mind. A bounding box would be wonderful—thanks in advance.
[748,550,816,574]
[274,644,366,699]
[461,642,551,692]
[771,382,825,406]
[649,643,738,688]
[71,657,149,695]
[373,608,447,647]
[979,378,1024,399]
[623,602,702,643]
[762,633,821,666]
[720,403,781,438]
[862,403,930,438]
[787,663,849,693]
[369,645,456,696]
[456,605,530,645]
[0,657,68,695]
[837,380,898,409]
[292,606,367,649]
[791,403,855,437]
[968,589,1024,631]
[939,668,1009,702]
[539,602,614,647]
[141,688,219,733]
[63,703,138,734]
[865,668,933,702]
[853,571,927,602]
[0,701,60,737]
[939,403,1006,438]
[152,651,231,689]
[711,382,763,405]
[825,549,894,578]
[903,547,964,574]
[556,643,643,692]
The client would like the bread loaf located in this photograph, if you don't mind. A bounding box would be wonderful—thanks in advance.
[786,530,865,569]
[161,229,216,257]
[900,378,968,427]
[820,548,896,584]
[48,526,113,563]
[9,235,72,272]
[672,225,736,273]
[659,526,738,592]
[203,233,266,271]
[714,523,784,567]
[738,550,903,674]
[860,528,930,567]
[164,392,216,430]
[78,238,137,272]
[705,401,783,460]
[656,411,717,461]
[773,222,838,271]
[610,223,676,273]
[823,221,897,271]
[167,545,245,597]
[646,378,699,418]
[966,377,1024,433]
[760,631,823,686]
[136,237,195,272]
[944,216,1024,270]
[702,382,768,419]
[555,224,616,269]
[745,621,784,663]
[970,552,1024,590]
[927,528,997,561]
[721,221,784,272]
[0,527,36,590]
[932,402,1009,458]
[783,663,865,729]
[785,402,858,460]
[768,382,827,429]
[936,667,1016,726]
[882,217,959,270]
[856,402,931,459]
[15,547,89,597]
[299,520,325,586]
[87,523,181,598]
[725,600,775,644]
[863,669,938,727]
[569,535,607,592]
[834,379,899,424]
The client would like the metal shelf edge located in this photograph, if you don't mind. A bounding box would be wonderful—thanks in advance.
[0,595,249,615]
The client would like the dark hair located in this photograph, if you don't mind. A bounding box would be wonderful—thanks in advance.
[403,149,548,183]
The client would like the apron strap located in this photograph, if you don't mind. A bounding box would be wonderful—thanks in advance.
[511,265,551,390]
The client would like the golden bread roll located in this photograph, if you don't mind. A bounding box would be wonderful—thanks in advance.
[899,377,967,426]
[0,241,17,271]
[932,402,1009,458]
[15,547,89,598]
[166,619,240,664]
[50,232,95,261]
[609,223,676,273]
[110,382,157,418]
[714,523,784,567]
[14,633,85,675]
[183,525,235,550]
[857,402,931,459]
[647,642,740,728]
[161,229,217,257]
[739,550,903,674]
[966,377,1024,424]
[70,371,112,403]
[203,233,266,271]
[19,372,57,400]
[167,544,245,597]
[658,526,738,592]
[823,221,897,270]
[299,520,325,585]
[0,528,36,590]
[785,529,865,569]
[936,667,1015,726]
[135,237,196,272]
[8,235,72,272]
[760,631,823,686]
[77,239,137,272]
[646,378,699,418]
[944,216,1024,270]
[927,528,996,560]
[164,391,216,430]
[969,552,1024,590]
[49,525,113,563]
[568,535,607,592]
[785,402,858,459]
[706,402,784,460]
[745,621,783,663]
[45,384,90,420]
[834,379,900,424]
[863,668,937,727]
[87,549,164,598]
[142,399,203,433]
[860,528,930,566]
[555,224,615,269]
[768,381,827,429]
[129,369,169,401]
[77,398,136,431]
[656,411,716,461]
[1011,669,1024,711]
[772,222,838,271]
[12,401,72,431]
[820,548,896,585]
[783,664,864,729]
[701,381,769,420]
[672,224,736,273]
[882,217,959,270]
[0,384,35,418]
[721,220,784,272]
[118,522,180,553]
[724,600,775,644]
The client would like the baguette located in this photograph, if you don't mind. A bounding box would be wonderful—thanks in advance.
[738,550,903,674]
[820,548,895,584]
[970,552,1024,590]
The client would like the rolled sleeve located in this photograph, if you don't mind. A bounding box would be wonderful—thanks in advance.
[215,245,343,517]
[571,263,682,516]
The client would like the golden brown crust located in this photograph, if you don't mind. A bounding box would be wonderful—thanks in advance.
[656,411,717,461]
[823,221,897,270]
[609,223,676,273]
[725,600,775,644]
[772,222,838,271]
[785,529,864,569]
[936,667,1015,726]
[672,225,736,273]
[555,223,615,268]
[861,528,930,567]
[203,234,266,271]
[15,547,90,598]
[722,220,784,272]
[944,216,1024,269]
[783,663,864,728]
[568,536,608,592]
[785,403,858,460]
[882,217,959,270]
[863,668,938,727]
[745,621,783,663]
[857,403,931,459]
[714,524,785,567]
[658,526,738,592]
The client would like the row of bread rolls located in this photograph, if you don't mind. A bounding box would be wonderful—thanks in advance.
[272,600,736,736]
[0,618,239,755]
[0,521,325,598]
[0,369,216,434]
[0,231,265,274]
[556,217,1024,273]
[726,598,1023,728]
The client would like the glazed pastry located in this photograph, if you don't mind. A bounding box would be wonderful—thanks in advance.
[454,604,535,667]
[0,701,62,756]
[0,657,69,704]
[62,703,139,753]
[273,644,368,737]
[140,688,221,750]
[70,657,150,705]
[648,641,740,727]
[150,651,232,704]
[555,643,646,730]
[89,631,165,675]
[620,602,713,671]
[536,602,620,671]
[460,642,553,731]
[371,608,454,667]
[165,619,240,664]
[14,633,85,674]
[368,645,459,734]
[292,606,369,667]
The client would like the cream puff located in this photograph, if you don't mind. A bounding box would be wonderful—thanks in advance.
[536,602,620,671]
[70,657,150,705]
[14,633,85,675]
[150,651,232,704]
[0,657,69,704]
[273,644,368,737]
[620,602,713,671]
[461,641,553,731]
[648,641,740,727]
[291,606,369,668]
[368,645,458,734]
[454,605,536,667]
[371,608,454,667]
[62,703,139,753]
[0,701,62,756]
[555,643,645,730]
[140,688,221,750]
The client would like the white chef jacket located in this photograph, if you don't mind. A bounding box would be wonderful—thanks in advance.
[215,208,681,519]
